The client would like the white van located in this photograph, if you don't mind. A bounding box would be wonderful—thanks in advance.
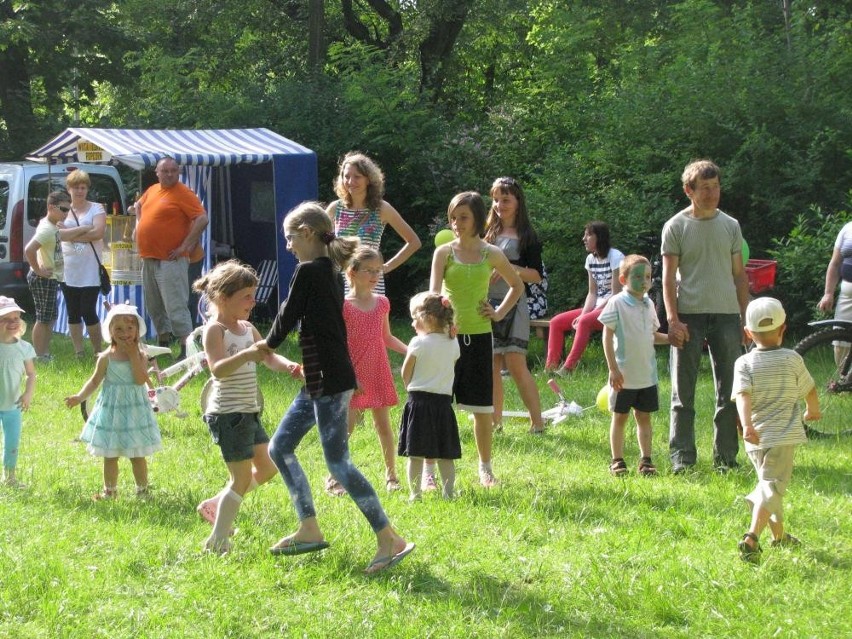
[0,162,127,312]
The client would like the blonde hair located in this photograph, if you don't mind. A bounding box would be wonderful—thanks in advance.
[619,254,651,277]
[193,259,259,305]
[334,152,385,209]
[65,169,91,188]
[410,291,454,335]
[285,201,360,270]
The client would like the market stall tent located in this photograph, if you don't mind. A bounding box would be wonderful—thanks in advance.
[28,127,316,330]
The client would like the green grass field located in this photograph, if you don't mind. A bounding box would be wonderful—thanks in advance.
[1,326,849,638]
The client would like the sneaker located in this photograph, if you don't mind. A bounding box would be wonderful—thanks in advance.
[479,469,499,488]
[421,472,438,492]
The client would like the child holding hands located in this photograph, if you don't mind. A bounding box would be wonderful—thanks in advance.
[0,297,36,488]
[398,292,461,501]
[65,305,161,499]
[260,202,413,574]
[600,255,670,477]
[733,297,820,563]
[193,260,302,555]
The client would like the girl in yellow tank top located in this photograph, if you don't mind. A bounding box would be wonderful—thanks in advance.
[428,191,523,487]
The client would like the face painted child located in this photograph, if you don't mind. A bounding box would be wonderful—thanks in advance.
[621,258,652,299]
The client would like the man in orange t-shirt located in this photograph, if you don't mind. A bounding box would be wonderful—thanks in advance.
[133,157,208,348]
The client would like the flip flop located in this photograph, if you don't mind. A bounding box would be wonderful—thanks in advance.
[364,542,416,575]
[269,539,330,556]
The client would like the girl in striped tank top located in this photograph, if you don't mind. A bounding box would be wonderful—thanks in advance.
[193,260,302,555]
[326,152,421,295]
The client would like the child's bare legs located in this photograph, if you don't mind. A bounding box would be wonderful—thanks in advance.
[609,412,630,460]
[198,443,278,521]
[633,410,653,459]
[102,457,119,494]
[504,352,544,433]
[129,457,148,494]
[437,459,456,498]
[406,457,424,500]
[473,412,497,486]
[205,458,252,553]
[371,407,399,486]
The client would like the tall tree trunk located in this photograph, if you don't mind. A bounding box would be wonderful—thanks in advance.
[308,0,325,73]
[418,1,473,99]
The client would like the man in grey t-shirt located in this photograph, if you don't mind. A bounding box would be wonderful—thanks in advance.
[661,160,750,473]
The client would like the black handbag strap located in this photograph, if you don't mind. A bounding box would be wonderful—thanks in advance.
[69,206,104,268]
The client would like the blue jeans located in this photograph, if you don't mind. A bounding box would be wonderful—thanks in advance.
[0,408,22,468]
[268,388,390,533]
[669,313,741,467]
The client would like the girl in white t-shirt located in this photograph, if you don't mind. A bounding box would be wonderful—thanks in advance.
[545,221,624,373]
[398,292,461,501]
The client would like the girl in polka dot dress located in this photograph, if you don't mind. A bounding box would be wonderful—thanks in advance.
[328,246,407,495]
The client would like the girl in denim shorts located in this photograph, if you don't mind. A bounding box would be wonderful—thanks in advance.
[194,260,302,554]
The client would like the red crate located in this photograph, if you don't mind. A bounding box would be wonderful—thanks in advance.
[745,259,777,293]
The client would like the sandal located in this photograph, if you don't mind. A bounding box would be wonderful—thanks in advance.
[738,532,762,563]
[770,532,801,548]
[638,457,657,476]
[609,458,628,477]
[324,475,347,497]
[386,478,402,492]
[93,487,117,501]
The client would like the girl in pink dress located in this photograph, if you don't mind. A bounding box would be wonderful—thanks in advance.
[326,247,407,496]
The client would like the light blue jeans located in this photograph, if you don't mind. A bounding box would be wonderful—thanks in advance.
[0,408,22,469]
[268,388,390,533]
[669,313,742,467]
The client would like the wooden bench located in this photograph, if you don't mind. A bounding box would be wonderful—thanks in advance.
[530,318,551,349]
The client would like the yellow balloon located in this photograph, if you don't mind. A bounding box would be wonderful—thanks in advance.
[596,385,610,413]
[434,228,455,247]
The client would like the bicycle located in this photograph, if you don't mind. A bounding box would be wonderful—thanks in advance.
[793,318,852,437]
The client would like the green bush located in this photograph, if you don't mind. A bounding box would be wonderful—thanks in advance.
[769,202,850,334]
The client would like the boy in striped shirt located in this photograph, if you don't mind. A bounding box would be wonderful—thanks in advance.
[732,297,821,563]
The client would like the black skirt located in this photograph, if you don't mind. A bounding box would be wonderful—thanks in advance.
[397,391,462,459]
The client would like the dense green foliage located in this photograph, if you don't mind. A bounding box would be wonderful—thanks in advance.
[1,0,850,322]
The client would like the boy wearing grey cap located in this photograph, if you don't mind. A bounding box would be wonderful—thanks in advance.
[732,297,821,563]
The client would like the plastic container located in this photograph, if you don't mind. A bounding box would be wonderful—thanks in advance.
[745,259,777,293]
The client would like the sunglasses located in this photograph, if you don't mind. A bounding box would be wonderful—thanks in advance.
[54,205,71,212]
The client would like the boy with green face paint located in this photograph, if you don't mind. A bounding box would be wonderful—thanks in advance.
[599,255,671,476]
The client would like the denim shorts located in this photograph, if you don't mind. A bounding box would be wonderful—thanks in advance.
[204,412,269,462]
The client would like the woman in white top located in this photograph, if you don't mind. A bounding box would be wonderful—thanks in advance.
[61,170,107,357]
[545,221,624,373]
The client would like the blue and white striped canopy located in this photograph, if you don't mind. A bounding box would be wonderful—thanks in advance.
[27,127,313,170]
